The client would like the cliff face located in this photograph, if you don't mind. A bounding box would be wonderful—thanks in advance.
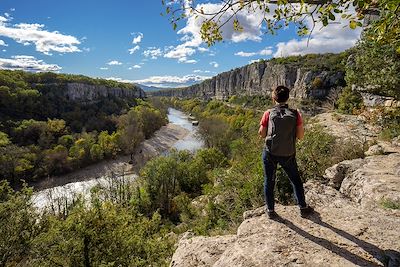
[152,61,344,100]
[65,82,145,101]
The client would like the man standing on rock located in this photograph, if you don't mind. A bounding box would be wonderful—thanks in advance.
[258,85,313,219]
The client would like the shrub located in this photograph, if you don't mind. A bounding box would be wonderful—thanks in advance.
[311,77,324,89]
[380,199,400,210]
[378,108,400,141]
[0,181,37,266]
[337,87,363,114]
[345,37,400,99]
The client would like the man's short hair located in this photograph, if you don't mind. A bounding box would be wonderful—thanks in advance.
[272,86,290,103]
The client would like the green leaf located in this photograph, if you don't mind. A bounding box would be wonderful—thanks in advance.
[322,17,328,26]
[349,20,357,29]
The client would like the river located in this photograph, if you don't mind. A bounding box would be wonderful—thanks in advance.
[32,108,204,211]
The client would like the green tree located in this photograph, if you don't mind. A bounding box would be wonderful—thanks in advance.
[0,132,10,147]
[117,109,145,161]
[198,116,232,156]
[0,181,37,266]
[98,131,121,159]
[89,144,104,161]
[44,145,71,175]
[345,38,400,99]
[337,86,363,114]
[140,156,181,216]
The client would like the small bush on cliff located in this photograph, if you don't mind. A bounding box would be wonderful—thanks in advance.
[378,108,400,141]
[380,199,400,210]
[336,87,363,114]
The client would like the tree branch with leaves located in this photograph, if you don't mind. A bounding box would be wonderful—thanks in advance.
[162,0,399,47]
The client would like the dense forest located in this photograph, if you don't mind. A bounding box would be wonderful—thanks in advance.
[0,70,167,186]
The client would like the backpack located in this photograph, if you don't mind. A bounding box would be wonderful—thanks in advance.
[265,104,298,156]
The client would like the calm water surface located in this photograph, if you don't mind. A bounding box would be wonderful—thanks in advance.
[167,108,204,152]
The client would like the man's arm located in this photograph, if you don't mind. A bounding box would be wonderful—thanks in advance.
[296,124,304,140]
[259,125,267,138]
[296,110,304,140]
[259,111,269,138]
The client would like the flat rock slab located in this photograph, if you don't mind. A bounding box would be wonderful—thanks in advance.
[324,153,400,210]
[171,182,400,267]
[312,112,379,141]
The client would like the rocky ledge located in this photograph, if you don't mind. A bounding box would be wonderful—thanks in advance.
[66,82,145,101]
[170,152,400,267]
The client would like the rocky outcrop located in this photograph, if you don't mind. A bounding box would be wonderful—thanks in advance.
[171,184,400,266]
[65,82,145,101]
[170,152,400,267]
[152,61,344,100]
[324,153,400,210]
[312,112,380,141]
[352,85,400,108]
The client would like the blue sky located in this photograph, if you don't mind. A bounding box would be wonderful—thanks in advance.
[0,0,361,87]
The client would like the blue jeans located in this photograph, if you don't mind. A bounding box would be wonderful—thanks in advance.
[262,149,307,211]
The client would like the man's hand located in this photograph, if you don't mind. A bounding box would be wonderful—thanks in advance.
[259,125,267,138]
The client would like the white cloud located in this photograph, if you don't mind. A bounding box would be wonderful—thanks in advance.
[0,55,61,72]
[178,57,197,64]
[143,47,163,59]
[133,74,210,88]
[128,45,140,54]
[178,2,268,45]
[107,60,122,66]
[132,32,143,44]
[0,40,7,46]
[274,15,361,57]
[235,46,273,57]
[198,47,208,52]
[128,65,142,70]
[210,61,219,68]
[106,77,134,84]
[161,2,269,63]
[100,67,108,70]
[235,51,257,57]
[164,44,196,59]
[0,16,81,55]
[259,47,273,56]
[193,69,210,73]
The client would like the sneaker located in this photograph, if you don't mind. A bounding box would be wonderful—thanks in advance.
[267,210,278,219]
[300,206,314,218]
